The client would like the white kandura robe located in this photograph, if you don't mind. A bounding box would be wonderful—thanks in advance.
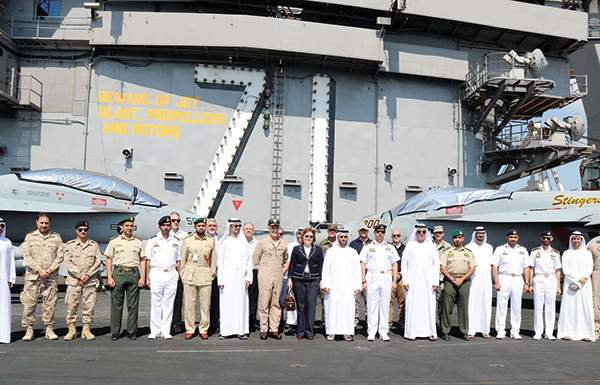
[557,248,595,341]
[0,226,15,344]
[466,242,493,336]
[217,235,253,337]
[402,240,439,339]
[322,245,362,336]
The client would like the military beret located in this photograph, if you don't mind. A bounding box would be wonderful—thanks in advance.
[75,220,89,229]
[540,230,553,237]
[268,218,280,227]
[194,217,207,225]
[373,223,387,231]
[451,229,464,237]
[327,223,338,231]
[506,229,518,236]
[118,216,135,225]
[158,216,171,226]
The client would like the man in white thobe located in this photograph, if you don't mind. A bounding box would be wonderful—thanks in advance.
[529,230,561,340]
[403,224,439,341]
[360,224,399,341]
[170,211,188,334]
[145,216,181,339]
[0,218,16,344]
[284,228,302,328]
[323,230,362,341]
[491,229,531,340]
[217,219,253,339]
[466,226,493,339]
[557,231,595,341]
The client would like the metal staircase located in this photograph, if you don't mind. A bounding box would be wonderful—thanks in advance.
[270,65,285,220]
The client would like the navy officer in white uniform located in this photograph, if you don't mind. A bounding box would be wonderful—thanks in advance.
[145,216,181,339]
[360,224,399,341]
[491,229,532,340]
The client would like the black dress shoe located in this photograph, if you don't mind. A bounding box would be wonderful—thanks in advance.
[260,332,268,340]
[127,333,137,340]
[111,334,119,341]
[463,334,470,341]
[441,334,450,341]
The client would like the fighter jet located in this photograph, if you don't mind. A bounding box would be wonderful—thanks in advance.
[0,168,197,244]
[343,187,600,251]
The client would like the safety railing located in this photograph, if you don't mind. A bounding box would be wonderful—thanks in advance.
[464,52,531,100]
[0,6,89,40]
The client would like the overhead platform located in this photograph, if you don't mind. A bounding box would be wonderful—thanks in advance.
[463,52,587,134]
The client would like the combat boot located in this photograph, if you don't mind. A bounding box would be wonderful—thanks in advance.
[22,326,34,341]
[64,323,77,341]
[45,326,58,340]
[81,324,95,340]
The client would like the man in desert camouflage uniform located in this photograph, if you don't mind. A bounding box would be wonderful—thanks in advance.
[21,212,65,341]
[64,220,102,341]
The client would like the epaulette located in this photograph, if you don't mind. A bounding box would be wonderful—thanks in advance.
[184,234,194,239]
[174,236,180,241]
[552,248,559,253]
[110,234,119,240]
[133,236,143,241]
[531,247,538,252]
[149,235,157,239]
[66,239,77,244]
[89,239,98,245]
[463,246,472,253]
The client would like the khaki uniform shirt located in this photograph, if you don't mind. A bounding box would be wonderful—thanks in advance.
[588,241,600,271]
[22,230,64,281]
[105,235,146,267]
[180,233,216,286]
[436,240,452,281]
[253,237,287,280]
[440,246,477,277]
[64,238,102,286]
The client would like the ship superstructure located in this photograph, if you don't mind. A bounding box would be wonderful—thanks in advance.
[0,0,592,231]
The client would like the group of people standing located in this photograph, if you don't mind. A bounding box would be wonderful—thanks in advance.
[0,213,599,344]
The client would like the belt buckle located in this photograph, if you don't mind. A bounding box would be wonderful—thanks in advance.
[380,270,385,274]
[511,274,516,277]
[163,268,169,272]
[544,274,549,277]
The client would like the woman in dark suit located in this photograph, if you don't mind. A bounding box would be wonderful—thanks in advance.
[287,227,323,339]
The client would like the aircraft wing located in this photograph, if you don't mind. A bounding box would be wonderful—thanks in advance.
[0,200,135,213]
[413,207,594,224]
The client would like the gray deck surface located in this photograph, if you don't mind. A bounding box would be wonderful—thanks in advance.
[1,277,598,385]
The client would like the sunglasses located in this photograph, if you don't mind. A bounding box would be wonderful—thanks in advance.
[375,230,385,234]
[77,228,89,233]
[541,236,552,240]
[392,234,401,237]
[304,235,314,238]
[338,235,348,238]
[171,219,180,223]
[416,230,426,234]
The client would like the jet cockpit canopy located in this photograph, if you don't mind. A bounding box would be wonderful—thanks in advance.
[16,168,164,207]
